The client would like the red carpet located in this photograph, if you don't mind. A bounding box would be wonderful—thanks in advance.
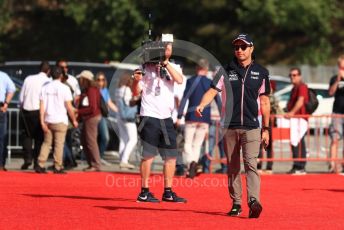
[0,172,344,229]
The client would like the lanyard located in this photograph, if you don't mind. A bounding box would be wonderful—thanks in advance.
[241,63,252,84]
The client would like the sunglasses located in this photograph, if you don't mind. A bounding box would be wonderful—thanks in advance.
[289,73,299,77]
[234,45,252,51]
[97,78,105,82]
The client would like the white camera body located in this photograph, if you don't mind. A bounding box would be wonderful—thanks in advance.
[161,34,174,43]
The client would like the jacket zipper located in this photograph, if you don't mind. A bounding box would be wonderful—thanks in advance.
[241,64,251,126]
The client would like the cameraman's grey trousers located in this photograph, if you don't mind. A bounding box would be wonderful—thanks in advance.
[223,128,261,205]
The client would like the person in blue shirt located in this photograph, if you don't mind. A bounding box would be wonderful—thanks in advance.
[0,71,16,171]
[177,59,221,178]
[95,72,118,166]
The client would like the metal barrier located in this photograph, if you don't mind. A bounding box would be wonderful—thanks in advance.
[269,114,343,164]
[6,108,22,162]
[207,114,344,172]
[6,109,344,171]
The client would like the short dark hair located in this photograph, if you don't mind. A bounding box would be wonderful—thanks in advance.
[56,59,67,66]
[40,61,50,73]
[51,66,63,79]
[290,67,301,76]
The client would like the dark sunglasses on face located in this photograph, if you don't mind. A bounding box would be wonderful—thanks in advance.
[234,44,252,51]
[97,78,105,82]
[289,73,299,77]
[135,71,144,75]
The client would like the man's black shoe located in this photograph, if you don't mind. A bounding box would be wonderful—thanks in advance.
[136,191,160,203]
[34,165,47,174]
[21,163,31,170]
[249,199,262,218]
[53,168,67,174]
[162,191,187,203]
[228,204,242,216]
[187,161,197,179]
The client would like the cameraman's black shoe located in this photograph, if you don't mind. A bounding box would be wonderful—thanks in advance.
[162,191,187,203]
[248,198,262,218]
[136,191,160,203]
[228,204,242,216]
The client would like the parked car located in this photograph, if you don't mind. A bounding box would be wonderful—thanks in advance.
[270,75,291,91]
[274,83,334,128]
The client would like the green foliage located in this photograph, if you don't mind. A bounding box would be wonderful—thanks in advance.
[0,0,344,65]
[0,0,11,60]
[63,0,145,60]
[235,0,336,64]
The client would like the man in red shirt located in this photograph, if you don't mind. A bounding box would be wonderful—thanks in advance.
[286,67,309,174]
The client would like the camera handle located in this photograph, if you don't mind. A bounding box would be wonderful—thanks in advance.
[148,13,152,40]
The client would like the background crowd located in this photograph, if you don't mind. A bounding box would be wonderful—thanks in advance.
[1,53,344,175]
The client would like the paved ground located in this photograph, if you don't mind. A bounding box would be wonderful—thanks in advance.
[4,149,338,174]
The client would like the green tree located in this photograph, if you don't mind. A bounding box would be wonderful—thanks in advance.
[0,0,145,62]
[1,0,344,65]
[64,0,145,61]
[0,0,11,60]
[235,0,337,64]
[141,0,343,65]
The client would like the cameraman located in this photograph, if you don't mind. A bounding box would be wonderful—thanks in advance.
[132,42,186,203]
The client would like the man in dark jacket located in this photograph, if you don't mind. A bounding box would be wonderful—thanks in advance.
[196,34,270,218]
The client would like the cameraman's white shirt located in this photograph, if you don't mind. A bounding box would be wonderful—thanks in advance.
[139,63,182,119]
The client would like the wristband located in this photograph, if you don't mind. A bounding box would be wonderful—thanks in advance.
[262,126,270,132]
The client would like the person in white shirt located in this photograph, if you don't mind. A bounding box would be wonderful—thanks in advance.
[56,59,81,169]
[132,42,187,203]
[19,61,51,170]
[56,59,81,104]
[35,66,78,174]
